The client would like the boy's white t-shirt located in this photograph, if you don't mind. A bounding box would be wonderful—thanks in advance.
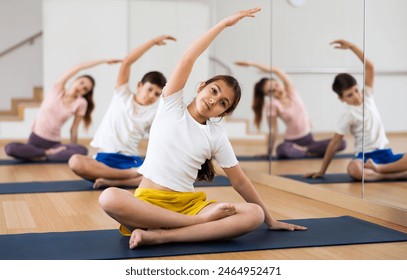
[336,86,388,153]
[90,83,158,156]
[138,90,238,192]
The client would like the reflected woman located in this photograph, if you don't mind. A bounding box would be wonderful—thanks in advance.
[235,61,346,158]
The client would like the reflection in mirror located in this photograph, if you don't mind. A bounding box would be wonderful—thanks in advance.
[264,0,365,196]
[363,0,407,209]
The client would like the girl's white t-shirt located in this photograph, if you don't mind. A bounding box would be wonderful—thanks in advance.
[138,91,238,192]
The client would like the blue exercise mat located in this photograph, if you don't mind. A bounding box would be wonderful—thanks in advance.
[0,180,95,194]
[237,153,354,162]
[0,159,67,165]
[0,176,231,194]
[1,215,406,260]
[281,173,356,184]
[281,173,407,184]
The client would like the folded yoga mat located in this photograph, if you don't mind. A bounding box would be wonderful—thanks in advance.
[1,215,406,260]
[237,153,354,162]
[0,176,231,195]
[281,173,407,184]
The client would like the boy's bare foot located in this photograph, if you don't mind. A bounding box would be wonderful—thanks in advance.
[93,178,117,189]
[364,158,380,172]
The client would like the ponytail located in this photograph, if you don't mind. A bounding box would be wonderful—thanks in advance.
[252,78,269,129]
[196,159,215,182]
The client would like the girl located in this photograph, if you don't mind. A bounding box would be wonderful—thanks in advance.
[99,7,306,249]
[69,35,175,188]
[5,59,120,162]
[234,61,346,158]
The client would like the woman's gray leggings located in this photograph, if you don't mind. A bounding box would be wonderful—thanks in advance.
[4,132,87,162]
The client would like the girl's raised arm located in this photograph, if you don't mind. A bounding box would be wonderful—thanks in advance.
[163,7,261,97]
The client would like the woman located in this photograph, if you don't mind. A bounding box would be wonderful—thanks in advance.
[5,59,120,162]
[235,61,346,159]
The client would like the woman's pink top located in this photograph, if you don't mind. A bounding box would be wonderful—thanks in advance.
[32,82,87,141]
[268,87,311,140]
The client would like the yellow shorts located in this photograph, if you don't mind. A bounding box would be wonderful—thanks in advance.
[119,187,216,236]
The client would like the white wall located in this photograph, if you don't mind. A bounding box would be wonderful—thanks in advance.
[0,0,43,110]
[365,0,407,132]
[1,0,406,139]
[43,0,128,139]
[128,0,210,105]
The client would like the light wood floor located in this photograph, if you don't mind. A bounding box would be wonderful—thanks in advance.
[0,138,406,260]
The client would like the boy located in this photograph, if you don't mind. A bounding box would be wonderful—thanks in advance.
[69,35,176,188]
[306,39,405,181]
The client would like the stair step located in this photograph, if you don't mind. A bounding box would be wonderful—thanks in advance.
[0,87,42,120]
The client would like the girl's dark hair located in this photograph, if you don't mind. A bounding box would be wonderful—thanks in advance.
[252,78,270,129]
[79,75,95,129]
[332,73,357,97]
[141,71,167,88]
[196,75,241,183]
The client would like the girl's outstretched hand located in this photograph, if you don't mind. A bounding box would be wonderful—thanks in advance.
[268,219,308,231]
[153,35,177,45]
[222,7,261,27]
[330,39,354,50]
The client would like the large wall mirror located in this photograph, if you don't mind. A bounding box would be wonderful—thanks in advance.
[363,0,407,210]
[222,0,365,198]
[42,0,405,212]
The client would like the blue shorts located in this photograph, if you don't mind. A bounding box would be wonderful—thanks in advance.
[95,152,144,169]
[355,148,403,164]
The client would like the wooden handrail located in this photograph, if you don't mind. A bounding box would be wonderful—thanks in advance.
[0,31,43,58]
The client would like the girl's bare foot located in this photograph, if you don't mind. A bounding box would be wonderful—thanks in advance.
[200,203,236,223]
[129,229,162,249]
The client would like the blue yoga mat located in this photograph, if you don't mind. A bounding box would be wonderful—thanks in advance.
[282,173,407,184]
[1,216,406,260]
[0,176,231,194]
[0,159,67,165]
[282,173,355,184]
[237,153,354,162]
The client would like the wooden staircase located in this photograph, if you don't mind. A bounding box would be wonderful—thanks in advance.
[0,87,43,121]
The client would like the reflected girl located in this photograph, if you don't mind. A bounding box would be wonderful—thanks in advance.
[235,61,346,158]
